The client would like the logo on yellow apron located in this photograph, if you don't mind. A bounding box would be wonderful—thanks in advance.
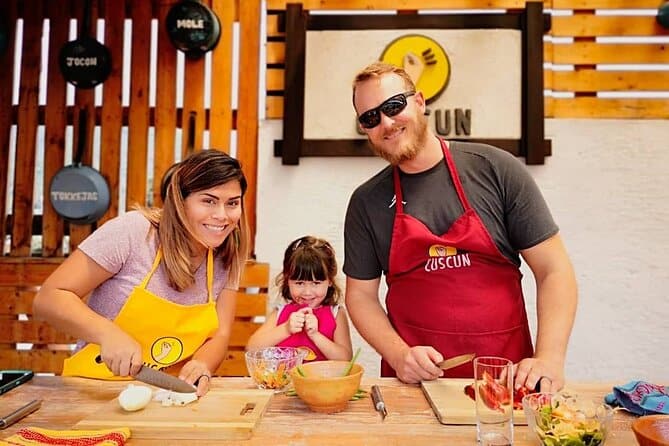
[151,337,184,365]
[425,244,471,272]
[381,35,450,104]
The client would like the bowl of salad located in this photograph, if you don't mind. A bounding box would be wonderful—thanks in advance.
[245,347,306,391]
[522,392,613,446]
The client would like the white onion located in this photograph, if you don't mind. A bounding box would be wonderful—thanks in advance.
[118,384,153,412]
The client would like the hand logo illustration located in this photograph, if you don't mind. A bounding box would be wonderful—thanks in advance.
[381,35,450,104]
[153,341,172,362]
[150,337,184,365]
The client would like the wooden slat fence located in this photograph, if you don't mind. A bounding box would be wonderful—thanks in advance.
[263,0,669,120]
[0,0,265,376]
[0,0,259,258]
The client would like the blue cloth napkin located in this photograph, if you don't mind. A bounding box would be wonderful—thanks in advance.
[604,380,669,415]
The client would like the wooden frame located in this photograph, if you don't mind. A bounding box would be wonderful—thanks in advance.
[273,2,551,165]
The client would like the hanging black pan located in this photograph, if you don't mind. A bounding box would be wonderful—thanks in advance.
[49,109,110,224]
[59,0,111,89]
[165,0,220,59]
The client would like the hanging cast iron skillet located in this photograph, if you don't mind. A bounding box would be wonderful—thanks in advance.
[165,0,221,59]
[59,0,111,89]
[49,109,110,224]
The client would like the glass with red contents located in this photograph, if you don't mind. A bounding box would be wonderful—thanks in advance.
[473,356,514,446]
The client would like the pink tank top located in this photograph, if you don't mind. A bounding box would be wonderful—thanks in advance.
[275,303,337,361]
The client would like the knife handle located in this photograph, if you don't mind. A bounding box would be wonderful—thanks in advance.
[371,385,385,411]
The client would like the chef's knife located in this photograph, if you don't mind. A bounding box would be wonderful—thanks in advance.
[437,353,475,371]
[95,355,196,393]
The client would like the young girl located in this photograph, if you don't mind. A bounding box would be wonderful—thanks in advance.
[33,149,250,396]
[246,236,352,361]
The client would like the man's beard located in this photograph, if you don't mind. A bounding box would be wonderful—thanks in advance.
[369,114,428,166]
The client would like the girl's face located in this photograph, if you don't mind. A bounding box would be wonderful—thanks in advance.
[183,180,242,250]
[288,279,331,308]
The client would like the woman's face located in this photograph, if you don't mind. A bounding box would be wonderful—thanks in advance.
[183,180,243,250]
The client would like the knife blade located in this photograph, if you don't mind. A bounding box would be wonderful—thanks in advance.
[436,353,475,371]
[94,355,196,393]
[371,385,387,421]
[134,366,197,393]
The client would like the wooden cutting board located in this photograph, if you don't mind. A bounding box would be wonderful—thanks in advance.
[421,378,527,425]
[75,388,273,440]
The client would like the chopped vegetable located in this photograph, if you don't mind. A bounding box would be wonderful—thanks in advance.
[529,395,608,446]
[251,360,292,389]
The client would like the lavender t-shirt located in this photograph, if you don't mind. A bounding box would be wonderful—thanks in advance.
[78,211,231,321]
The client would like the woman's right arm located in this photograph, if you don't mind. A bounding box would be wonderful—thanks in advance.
[33,250,142,376]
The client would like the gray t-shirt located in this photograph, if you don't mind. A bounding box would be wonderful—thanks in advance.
[78,210,231,321]
[343,141,558,280]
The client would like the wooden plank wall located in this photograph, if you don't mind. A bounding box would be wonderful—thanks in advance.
[264,0,669,120]
[0,0,258,259]
[0,0,266,376]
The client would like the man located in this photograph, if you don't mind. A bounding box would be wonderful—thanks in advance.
[343,62,577,392]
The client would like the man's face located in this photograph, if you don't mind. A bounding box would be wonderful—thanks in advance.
[353,73,427,166]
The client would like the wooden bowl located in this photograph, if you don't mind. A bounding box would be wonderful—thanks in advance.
[289,360,363,414]
[632,415,669,446]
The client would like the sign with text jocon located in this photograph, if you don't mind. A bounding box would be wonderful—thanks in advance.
[304,30,521,140]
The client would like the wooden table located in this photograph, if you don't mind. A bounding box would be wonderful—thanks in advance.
[0,377,638,445]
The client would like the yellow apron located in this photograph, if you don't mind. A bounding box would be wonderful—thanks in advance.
[62,248,219,379]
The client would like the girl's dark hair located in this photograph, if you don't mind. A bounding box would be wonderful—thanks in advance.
[275,236,342,305]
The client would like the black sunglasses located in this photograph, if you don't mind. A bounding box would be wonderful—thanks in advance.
[357,91,416,129]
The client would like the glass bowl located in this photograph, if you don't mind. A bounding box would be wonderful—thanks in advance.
[245,347,306,391]
[522,392,613,446]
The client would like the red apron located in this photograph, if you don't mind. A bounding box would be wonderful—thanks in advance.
[382,139,533,378]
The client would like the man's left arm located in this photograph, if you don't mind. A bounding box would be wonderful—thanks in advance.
[514,233,577,392]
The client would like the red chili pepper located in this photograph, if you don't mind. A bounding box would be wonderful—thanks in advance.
[478,382,504,412]
[513,386,531,410]
[464,383,476,401]
[482,371,511,405]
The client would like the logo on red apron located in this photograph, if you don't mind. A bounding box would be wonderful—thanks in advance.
[424,244,471,272]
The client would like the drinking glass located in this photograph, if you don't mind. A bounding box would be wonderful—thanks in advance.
[474,356,514,446]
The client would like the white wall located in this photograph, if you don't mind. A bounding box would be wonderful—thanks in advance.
[255,118,669,383]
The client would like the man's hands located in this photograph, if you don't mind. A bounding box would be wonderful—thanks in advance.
[286,307,319,337]
[514,357,564,393]
[391,345,444,384]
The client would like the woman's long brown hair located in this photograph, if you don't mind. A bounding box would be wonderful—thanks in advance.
[139,149,250,292]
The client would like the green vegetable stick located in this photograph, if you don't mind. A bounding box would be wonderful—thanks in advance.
[342,347,361,376]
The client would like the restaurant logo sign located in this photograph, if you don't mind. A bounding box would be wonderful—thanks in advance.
[374,34,470,136]
[380,35,450,104]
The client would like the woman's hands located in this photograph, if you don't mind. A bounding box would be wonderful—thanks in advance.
[179,359,213,397]
[99,327,143,377]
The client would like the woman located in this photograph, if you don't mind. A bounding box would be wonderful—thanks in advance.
[33,149,250,396]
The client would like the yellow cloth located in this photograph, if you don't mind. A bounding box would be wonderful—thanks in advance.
[62,248,219,379]
[0,427,131,445]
